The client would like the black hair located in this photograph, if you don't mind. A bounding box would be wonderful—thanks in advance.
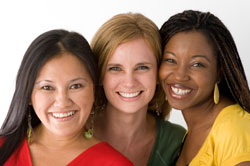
[160,10,250,113]
[0,29,98,164]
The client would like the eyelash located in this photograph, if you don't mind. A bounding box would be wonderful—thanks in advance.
[192,62,205,67]
[136,66,149,70]
[40,84,83,90]
[108,67,121,71]
[70,84,83,89]
[41,86,53,90]
[163,58,205,68]
[164,58,176,64]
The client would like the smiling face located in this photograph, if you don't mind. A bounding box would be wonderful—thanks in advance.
[159,31,219,111]
[102,38,158,114]
[31,53,94,137]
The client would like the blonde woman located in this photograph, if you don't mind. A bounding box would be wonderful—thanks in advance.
[90,13,186,166]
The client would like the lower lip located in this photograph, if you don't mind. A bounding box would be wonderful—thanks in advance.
[168,86,192,99]
[118,92,142,101]
[51,112,77,121]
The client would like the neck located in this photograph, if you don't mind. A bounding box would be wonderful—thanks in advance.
[32,125,85,149]
[181,99,217,132]
[181,96,232,132]
[95,103,155,145]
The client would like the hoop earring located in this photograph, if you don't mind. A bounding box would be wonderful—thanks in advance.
[214,83,220,104]
[85,110,94,139]
[27,110,32,144]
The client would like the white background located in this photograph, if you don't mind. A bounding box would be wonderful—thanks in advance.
[0,0,249,129]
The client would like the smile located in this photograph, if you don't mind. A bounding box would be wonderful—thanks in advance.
[52,111,76,118]
[118,91,141,98]
[171,86,191,95]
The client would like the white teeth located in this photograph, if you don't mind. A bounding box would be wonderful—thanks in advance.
[119,91,140,98]
[171,86,191,95]
[52,111,75,118]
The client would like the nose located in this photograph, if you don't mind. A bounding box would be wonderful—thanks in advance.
[174,64,190,81]
[54,89,73,108]
[122,72,138,88]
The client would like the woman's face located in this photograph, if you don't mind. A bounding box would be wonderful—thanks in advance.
[103,38,157,113]
[31,53,94,137]
[159,31,219,110]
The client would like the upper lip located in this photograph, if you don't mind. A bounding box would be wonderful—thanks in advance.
[169,83,192,90]
[50,110,77,113]
[117,91,142,93]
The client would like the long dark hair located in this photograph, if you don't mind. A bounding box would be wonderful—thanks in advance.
[160,10,250,112]
[0,29,98,164]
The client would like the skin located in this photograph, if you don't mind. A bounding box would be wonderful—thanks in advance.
[159,31,248,166]
[94,38,158,166]
[30,53,99,166]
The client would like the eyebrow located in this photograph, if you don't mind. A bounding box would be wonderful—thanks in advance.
[35,78,88,84]
[192,55,211,63]
[136,62,152,66]
[164,51,211,62]
[164,51,176,56]
[107,62,153,67]
[106,63,122,67]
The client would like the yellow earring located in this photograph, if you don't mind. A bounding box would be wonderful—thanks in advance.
[214,83,220,104]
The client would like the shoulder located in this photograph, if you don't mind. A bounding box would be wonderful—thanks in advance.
[148,119,186,166]
[71,142,133,166]
[209,104,250,165]
[212,104,250,138]
[0,137,5,146]
[0,138,32,166]
[156,118,186,141]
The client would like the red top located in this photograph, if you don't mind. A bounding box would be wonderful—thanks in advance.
[0,138,133,166]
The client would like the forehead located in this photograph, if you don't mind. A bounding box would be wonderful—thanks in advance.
[108,38,156,63]
[37,53,90,78]
[165,31,215,57]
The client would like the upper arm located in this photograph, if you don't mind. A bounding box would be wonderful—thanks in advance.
[236,161,250,166]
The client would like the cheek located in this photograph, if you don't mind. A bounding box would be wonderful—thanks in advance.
[76,88,95,109]
[102,74,117,92]
[159,65,170,81]
[138,71,157,94]
[31,91,53,114]
[193,72,216,93]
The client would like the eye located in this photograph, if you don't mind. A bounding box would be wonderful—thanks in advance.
[41,86,53,90]
[192,62,205,67]
[164,58,176,64]
[108,67,122,71]
[136,66,149,70]
[70,84,82,89]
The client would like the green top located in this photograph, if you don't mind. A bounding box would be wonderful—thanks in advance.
[148,118,186,166]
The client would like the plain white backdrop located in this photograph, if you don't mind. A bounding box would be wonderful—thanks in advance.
[0,0,249,129]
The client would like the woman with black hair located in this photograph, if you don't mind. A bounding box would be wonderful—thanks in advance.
[0,29,132,165]
[159,10,250,166]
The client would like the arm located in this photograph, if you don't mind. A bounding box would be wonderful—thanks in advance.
[236,161,250,166]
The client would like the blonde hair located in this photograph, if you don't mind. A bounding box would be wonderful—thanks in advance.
[91,12,169,118]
